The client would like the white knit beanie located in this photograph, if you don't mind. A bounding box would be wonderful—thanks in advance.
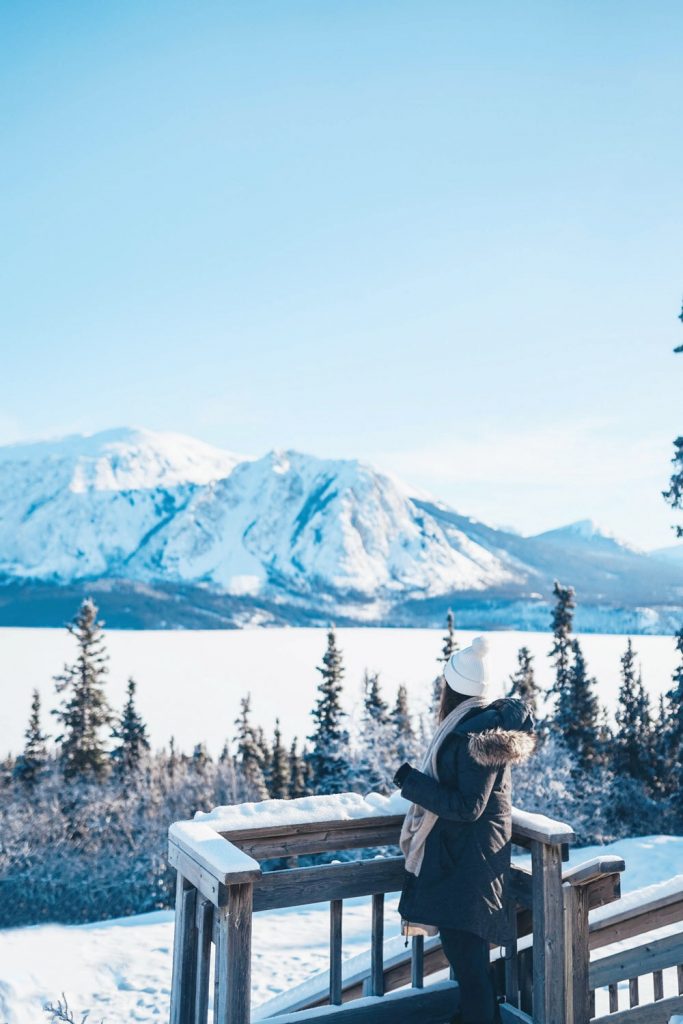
[443,636,490,696]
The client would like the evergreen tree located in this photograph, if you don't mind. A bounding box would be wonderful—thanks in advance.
[111,678,150,777]
[663,629,683,803]
[564,639,602,772]
[168,736,178,782]
[53,598,114,780]
[270,719,290,800]
[438,610,459,664]
[614,640,653,784]
[362,670,389,724]
[192,742,210,772]
[356,671,395,793]
[234,695,269,800]
[254,726,273,793]
[391,684,416,763]
[549,581,576,734]
[508,647,541,719]
[306,628,351,794]
[289,738,307,799]
[13,689,49,787]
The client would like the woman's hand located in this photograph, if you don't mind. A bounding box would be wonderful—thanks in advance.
[393,762,413,788]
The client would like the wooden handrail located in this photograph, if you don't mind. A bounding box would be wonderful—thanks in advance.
[169,792,579,1024]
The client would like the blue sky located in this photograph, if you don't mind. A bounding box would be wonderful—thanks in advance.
[2,1,682,548]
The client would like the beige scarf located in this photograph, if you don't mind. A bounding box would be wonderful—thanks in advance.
[399,695,487,874]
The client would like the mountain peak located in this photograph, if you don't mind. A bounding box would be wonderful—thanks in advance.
[0,427,246,490]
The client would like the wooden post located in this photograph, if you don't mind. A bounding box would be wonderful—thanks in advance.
[170,873,198,1024]
[411,935,424,989]
[215,882,253,1024]
[563,881,590,1024]
[370,893,384,996]
[195,898,213,1024]
[531,841,566,1024]
[505,901,520,1007]
[330,899,343,1005]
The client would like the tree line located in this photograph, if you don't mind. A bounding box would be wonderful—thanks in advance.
[2,589,683,928]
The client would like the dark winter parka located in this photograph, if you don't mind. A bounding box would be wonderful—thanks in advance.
[397,698,536,946]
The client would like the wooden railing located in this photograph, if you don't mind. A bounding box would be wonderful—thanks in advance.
[167,793,632,1024]
[588,878,683,1022]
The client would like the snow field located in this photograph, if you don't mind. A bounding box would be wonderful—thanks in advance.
[1,626,679,758]
[1,835,683,1024]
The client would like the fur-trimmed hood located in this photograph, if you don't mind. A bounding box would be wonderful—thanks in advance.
[455,697,536,767]
[468,727,537,767]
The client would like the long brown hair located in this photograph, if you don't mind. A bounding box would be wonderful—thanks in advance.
[437,677,471,722]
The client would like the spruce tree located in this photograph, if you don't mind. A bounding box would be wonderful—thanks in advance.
[234,695,269,800]
[306,628,351,794]
[564,639,602,772]
[391,684,416,764]
[661,306,683,809]
[508,647,541,718]
[289,738,306,799]
[663,629,683,802]
[53,598,113,780]
[111,677,150,777]
[357,671,394,793]
[438,610,459,663]
[14,689,49,787]
[270,719,290,799]
[614,640,653,783]
[362,670,389,724]
[254,726,273,793]
[549,581,576,734]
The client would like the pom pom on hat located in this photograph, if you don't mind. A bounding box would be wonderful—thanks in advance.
[444,635,490,697]
[471,635,488,657]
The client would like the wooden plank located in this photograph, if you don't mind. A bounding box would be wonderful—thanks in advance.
[216,809,573,860]
[370,894,384,997]
[170,875,198,1024]
[653,969,664,1000]
[518,945,533,1016]
[564,881,590,1024]
[253,858,405,912]
[592,993,683,1023]
[228,818,404,859]
[608,982,619,1012]
[505,901,519,1008]
[169,821,261,884]
[212,913,220,1024]
[531,840,566,1024]
[215,882,253,1024]
[629,976,639,1007]
[194,899,213,1024]
[169,842,226,907]
[330,900,343,1006]
[590,896,683,950]
[500,1006,534,1023]
[411,935,424,989]
[563,856,625,887]
[590,932,683,990]
[263,979,460,1024]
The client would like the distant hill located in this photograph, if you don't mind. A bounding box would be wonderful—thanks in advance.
[0,428,680,632]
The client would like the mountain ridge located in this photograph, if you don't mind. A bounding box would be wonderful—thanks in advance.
[0,427,680,633]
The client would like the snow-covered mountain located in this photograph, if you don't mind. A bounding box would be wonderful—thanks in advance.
[0,428,680,632]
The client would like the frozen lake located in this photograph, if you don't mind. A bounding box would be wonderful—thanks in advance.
[1,626,679,757]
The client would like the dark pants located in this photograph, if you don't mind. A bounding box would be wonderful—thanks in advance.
[440,928,499,1024]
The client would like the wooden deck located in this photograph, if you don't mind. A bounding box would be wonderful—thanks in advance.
[167,795,683,1024]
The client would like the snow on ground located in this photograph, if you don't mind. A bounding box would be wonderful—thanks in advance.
[1,627,678,757]
[2,835,683,1024]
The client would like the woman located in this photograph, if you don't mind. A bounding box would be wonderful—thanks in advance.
[394,636,536,1024]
